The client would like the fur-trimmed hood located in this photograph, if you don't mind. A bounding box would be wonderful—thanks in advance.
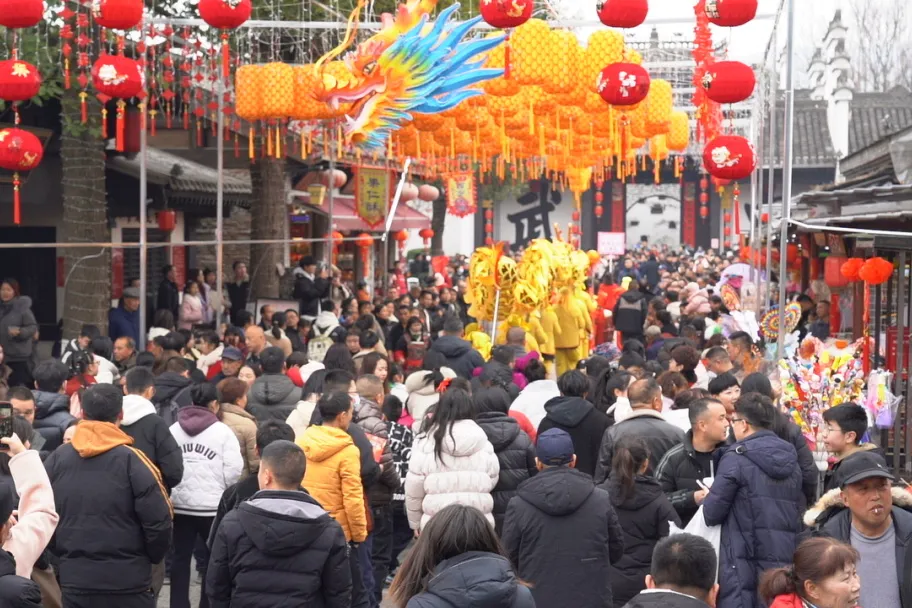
[804,485,912,527]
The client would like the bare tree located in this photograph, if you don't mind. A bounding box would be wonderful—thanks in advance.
[849,0,912,91]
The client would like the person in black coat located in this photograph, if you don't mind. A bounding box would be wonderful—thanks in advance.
[427,316,486,379]
[120,367,184,491]
[156,265,181,321]
[595,379,684,484]
[207,440,351,608]
[502,428,624,608]
[0,550,41,608]
[151,357,194,417]
[537,371,611,477]
[388,504,534,608]
[44,384,173,608]
[702,393,803,608]
[620,534,720,608]
[603,435,681,607]
[31,360,77,450]
[293,256,331,318]
[474,387,537,535]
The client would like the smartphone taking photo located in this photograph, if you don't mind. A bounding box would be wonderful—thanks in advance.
[0,402,12,447]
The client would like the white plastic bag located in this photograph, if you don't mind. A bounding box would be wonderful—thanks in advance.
[669,505,722,583]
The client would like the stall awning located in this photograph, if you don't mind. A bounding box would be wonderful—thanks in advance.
[325,196,431,232]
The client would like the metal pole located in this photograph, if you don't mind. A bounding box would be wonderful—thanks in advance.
[765,57,777,314]
[138,22,148,351]
[755,92,765,317]
[777,0,796,358]
[326,150,335,266]
[383,158,413,240]
[216,59,225,327]
[749,109,758,283]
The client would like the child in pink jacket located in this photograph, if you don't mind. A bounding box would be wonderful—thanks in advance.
[0,430,59,578]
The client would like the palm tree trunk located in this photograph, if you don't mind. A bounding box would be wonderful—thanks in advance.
[431,194,446,256]
[248,154,286,299]
[60,87,111,340]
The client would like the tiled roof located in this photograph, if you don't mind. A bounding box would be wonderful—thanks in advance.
[108,148,252,195]
[769,93,837,167]
[848,87,912,153]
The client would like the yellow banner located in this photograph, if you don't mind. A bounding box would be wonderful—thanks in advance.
[355,167,390,228]
[446,173,477,217]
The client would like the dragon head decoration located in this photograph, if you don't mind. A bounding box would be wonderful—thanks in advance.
[315,2,505,149]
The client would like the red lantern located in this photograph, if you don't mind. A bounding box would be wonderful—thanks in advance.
[157,210,176,232]
[198,0,251,28]
[596,0,648,28]
[331,230,344,264]
[704,0,758,27]
[485,236,494,246]
[823,255,851,289]
[0,0,43,28]
[419,228,434,250]
[699,206,709,218]
[597,63,651,106]
[485,222,494,233]
[702,135,756,181]
[484,209,494,221]
[0,127,43,224]
[595,206,604,218]
[723,212,731,223]
[699,177,709,190]
[761,212,769,223]
[840,257,864,282]
[595,191,604,203]
[785,244,799,264]
[701,61,755,104]
[91,0,143,30]
[418,184,440,202]
[480,0,533,28]
[92,54,144,98]
[0,60,41,102]
[858,257,894,286]
[356,233,374,279]
[393,229,409,257]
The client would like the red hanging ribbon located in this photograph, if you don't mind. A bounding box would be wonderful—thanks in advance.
[12,173,21,225]
[115,101,125,152]
[221,32,230,81]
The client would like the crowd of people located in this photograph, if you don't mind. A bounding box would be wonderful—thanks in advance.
[0,245,898,608]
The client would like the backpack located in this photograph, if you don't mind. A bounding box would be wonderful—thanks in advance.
[160,385,192,427]
[308,323,336,363]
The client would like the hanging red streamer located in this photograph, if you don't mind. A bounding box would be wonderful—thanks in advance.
[692,0,722,143]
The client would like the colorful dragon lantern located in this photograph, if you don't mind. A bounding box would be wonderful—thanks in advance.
[313,2,506,149]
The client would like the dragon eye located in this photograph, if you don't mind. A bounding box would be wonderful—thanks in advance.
[363,61,377,75]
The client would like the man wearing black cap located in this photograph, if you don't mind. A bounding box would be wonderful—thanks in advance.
[293,255,330,318]
[502,428,624,608]
[208,346,245,386]
[812,452,912,608]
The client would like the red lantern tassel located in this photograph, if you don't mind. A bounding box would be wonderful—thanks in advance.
[12,173,21,225]
[116,101,126,151]
[862,284,871,376]
[196,120,203,147]
[183,109,189,130]
[64,58,70,90]
[221,32,230,81]
[80,92,88,123]
[234,133,239,158]
[101,107,108,138]
[165,102,173,129]
[149,110,156,136]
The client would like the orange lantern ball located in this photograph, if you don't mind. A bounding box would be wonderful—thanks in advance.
[356,233,374,249]
[701,61,756,104]
[419,228,435,241]
[840,257,864,282]
[0,60,41,102]
[858,257,894,285]
[393,229,409,243]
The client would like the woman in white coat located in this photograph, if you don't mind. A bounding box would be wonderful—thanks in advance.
[405,387,499,532]
[168,382,242,608]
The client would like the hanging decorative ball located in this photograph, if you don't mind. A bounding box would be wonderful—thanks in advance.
[321,169,347,189]
[485,222,494,233]
[401,183,420,203]
[595,191,604,203]
[761,212,769,223]
[700,177,709,190]
[699,192,709,204]
[723,212,731,223]
[484,209,494,221]
[0,60,41,102]
[198,0,252,29]
[0,0,43,28]
[418,184,440,202]
[702,135,756,181]
[699,206,709,219]
[858,257,894,285]
[840,258,864,282]
[786,243,799,264]
[0,127,43,171]
[596,62,650,106]
[596,0,648,28]
[91,54,144,99]
[91,0,143,30]
[572,210,580,222]
[723,240,731,249]
[485,236,494,246]
[419,228,435,241]
[393,229,409,243]
[480,0,533,28]
[704,0,758,27]
[701,61,756,104]
[355,232,375,249]
[595,205,604,218]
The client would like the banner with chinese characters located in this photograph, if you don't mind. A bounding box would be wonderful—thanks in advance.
[355,167,392,228]
[446,173,477,217]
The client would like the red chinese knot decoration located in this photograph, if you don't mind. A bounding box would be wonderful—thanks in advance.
[480,0,533,28]
[704,0,758,27]
[701,61,755,104]
[702,135,756,181]
[0,60,42,102]
[0,127,44,224]
[597,63,650,106]
[91,0,143,30]
[596,0,648,28]
[0,0,43,28]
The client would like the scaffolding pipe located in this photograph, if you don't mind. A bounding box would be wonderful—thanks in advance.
[216,58,225,326]
[139,25,148,350]
[0,237,377,249]
[777,0,797,359]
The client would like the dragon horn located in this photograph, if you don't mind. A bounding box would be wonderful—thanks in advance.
[316,0,368,72]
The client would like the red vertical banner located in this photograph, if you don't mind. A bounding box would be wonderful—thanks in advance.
[682,182,696,247]
[611,182,624,233]
[111,248,124,299]
[172,246,186,287]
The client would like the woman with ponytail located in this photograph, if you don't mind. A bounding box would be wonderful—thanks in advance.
[603,435,680,607]
[264,311,293,357]
[759,537,860,608]
[404,388,499,532]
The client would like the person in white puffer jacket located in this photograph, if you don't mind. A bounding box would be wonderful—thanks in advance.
[168,382,242,608]
[405,387,499,532]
